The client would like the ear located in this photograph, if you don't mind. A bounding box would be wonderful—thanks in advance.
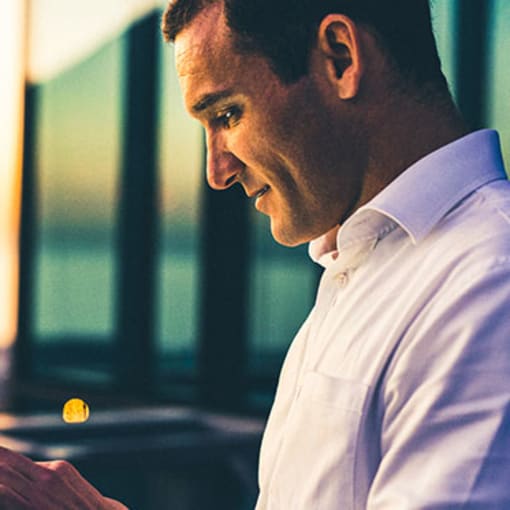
[317,14,364,100]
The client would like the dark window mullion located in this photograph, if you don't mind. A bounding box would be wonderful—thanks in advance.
[115,12,160,394]
[198,169,251,410]
[455,0,490,130]
[15,85,39,383]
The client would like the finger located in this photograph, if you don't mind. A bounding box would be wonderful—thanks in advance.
[43,463,129,509]
[38,460,98,495]
[0,459,68,509]
[0,460,37,491]
[104,497,130,510]
[0,483,31,510]
[36,460,106,508]
[0,446,46,482]
[0,447,53,508]
[0,449,113,510]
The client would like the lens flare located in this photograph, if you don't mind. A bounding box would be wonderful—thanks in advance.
[62,398,90,423]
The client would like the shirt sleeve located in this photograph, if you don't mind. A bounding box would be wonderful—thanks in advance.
[367,259,510,509]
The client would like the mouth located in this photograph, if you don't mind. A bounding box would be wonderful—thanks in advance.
[252,185,270,200]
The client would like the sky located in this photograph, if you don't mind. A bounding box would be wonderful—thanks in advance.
[30,1,202,232]
[27,0,164,83]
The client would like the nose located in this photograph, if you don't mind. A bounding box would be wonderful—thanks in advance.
[205,132,244,190]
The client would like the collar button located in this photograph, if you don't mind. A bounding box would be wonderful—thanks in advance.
[335,272,349,287]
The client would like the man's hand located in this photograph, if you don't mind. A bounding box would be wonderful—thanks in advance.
[0,446,128,509]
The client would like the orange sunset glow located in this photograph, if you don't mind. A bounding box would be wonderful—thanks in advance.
[0,0,26,349]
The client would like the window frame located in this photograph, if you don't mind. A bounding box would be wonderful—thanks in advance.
[14,3,497,416]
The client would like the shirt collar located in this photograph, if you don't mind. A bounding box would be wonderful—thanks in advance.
[310,129,507,268]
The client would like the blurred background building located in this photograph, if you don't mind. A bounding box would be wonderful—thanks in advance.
[0,0,509,508]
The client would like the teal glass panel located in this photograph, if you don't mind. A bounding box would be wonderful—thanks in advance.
[488,0,510,172]
[33,37,124,342]
[248,212,317,374]
[156,43,203,375]
[431,0,457,97]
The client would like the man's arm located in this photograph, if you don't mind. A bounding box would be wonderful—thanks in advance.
[368,259,510,508]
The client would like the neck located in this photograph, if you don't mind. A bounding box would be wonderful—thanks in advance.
[357,89,469,209]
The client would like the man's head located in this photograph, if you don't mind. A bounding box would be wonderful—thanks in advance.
[163,1,456,247]
[163,0,447,91]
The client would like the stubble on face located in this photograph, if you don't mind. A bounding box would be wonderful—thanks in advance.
[174,3,369,247]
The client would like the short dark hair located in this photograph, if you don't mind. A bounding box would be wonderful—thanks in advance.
[162,0,447,90]
[162,0,215,43]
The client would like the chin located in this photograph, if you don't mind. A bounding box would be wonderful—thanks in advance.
[270,220,309,248]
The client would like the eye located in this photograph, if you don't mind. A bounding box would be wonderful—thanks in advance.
[215,106,242,129]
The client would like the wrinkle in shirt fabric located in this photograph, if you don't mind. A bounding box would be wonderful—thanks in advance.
[256,130,510,510]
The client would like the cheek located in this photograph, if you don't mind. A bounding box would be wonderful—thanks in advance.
[236,128,282,173]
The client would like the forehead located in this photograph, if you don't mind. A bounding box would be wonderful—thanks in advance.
[174,2,285,115]
[174,2,234,79]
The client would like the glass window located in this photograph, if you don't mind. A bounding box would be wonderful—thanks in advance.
[431,0,457,97]
[32,36,125,377]
[248,212,317,376]
[488,0,510,172]
[20,0,503,411]
[156,43,203,377]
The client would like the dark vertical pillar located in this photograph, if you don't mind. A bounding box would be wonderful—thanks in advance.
[455,0,490,130]
[15,85,38,383]
[115,12,160,394]
[198,177,250,410]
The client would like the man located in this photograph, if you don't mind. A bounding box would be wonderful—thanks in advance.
[0,0,509,508]
[163,0,510,508]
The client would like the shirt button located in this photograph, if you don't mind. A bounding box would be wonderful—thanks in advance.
[335,272,349,287]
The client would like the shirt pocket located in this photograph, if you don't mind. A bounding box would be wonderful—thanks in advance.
[269,371,369,510]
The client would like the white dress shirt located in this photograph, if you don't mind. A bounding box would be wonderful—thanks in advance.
[255,130,510,509]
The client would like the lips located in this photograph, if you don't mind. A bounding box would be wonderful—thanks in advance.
[253,185,270,199]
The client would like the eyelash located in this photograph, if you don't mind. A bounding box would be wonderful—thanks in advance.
[214,106,242,129]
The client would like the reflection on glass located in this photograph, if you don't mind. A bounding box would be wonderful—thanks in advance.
[34,37,124,341]
[488,0,510,172]
[157,44,203,374]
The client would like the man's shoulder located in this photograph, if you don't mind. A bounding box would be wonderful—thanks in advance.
[435,177,510,252]
[420,177,510,284]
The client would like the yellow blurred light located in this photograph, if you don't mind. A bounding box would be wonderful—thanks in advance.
[62,398,90,424]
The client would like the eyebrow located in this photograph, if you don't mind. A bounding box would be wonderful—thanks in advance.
[192,89,235,114]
